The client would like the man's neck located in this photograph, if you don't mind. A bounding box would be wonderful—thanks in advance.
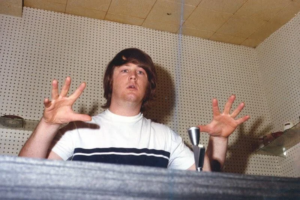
[109,101,142,116]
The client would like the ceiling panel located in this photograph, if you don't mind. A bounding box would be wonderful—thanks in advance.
[210,33,245,45]
[198,0,247,14]
[105,13,144,26]
[270,1,300,25]
[241,38,261,48]
[107,0,156,18]
[0,0,23,17]
[234,0,290,21]
[142,19,180,33]
[2,0,300,48]
[184,7,232,32]
[66,4,106,19]
[216,16,266,38]
[167,0,202,7]
[24,0,66,13]
[180,26,214,39]
[142,0,196,33]
[248,21,283,42]
[67,0,111,11]
[145,0,195,24]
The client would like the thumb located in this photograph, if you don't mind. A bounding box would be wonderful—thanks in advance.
[44,98,52,108]
[71,114,92,122]
[197,125,211,133]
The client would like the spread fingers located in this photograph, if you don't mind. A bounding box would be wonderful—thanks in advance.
[69,82,86,102]
[231,102,245,118]
[60,77,71,97]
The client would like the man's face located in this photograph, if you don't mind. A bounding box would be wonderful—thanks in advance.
[111,63,148,106]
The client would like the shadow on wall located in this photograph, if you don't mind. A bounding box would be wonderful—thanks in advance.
[224,117,273,174]
[144,64,175,124]
[79,102,100,117]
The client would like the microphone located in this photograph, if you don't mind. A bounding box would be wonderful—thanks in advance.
[188,127,200,146]
[188,127,205,172]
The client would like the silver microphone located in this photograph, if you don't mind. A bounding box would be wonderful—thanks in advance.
[188,127,200,146]
[188,127,205,172]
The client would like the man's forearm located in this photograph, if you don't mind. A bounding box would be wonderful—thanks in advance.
[203,136,228,172]
[18,118,60,158]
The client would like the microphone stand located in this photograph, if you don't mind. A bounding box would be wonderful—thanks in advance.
[188,127,205,172]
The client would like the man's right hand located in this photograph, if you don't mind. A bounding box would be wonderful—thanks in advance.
[18,77,91,158]
[43,77,92,125]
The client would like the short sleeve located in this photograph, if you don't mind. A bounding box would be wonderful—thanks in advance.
[167,129,194,170]
[51,123,76,160]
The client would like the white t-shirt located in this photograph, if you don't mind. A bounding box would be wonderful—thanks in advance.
[52,109,194,170]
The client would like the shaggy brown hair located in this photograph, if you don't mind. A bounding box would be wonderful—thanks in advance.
[102,48,157,112]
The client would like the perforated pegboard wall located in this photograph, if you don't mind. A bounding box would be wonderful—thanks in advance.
[278,143,300,177]
[256,12,300,177]
[0,129,31,156]
[256,13,300,133]
[0,7,279,176]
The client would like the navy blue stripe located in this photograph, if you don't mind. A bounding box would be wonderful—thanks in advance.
[71,148,170,168]
[74,147,170,158]
[72,154,168,168]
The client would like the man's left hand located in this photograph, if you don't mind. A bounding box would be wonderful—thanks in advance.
[199,95,250,138]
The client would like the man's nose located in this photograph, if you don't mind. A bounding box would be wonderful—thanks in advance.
[129,71,137,80]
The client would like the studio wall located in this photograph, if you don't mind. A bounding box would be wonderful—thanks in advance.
[2,7,296,176]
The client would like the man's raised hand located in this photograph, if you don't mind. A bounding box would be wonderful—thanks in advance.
[43,77,92,125]
[199,95,250,138]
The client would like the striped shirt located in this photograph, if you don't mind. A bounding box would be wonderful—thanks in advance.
[52,110,194,170]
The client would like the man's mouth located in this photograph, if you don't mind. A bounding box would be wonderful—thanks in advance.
[127,85,137,90]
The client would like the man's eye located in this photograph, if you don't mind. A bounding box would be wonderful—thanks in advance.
[121,69,128,73]
[138,71,145,75]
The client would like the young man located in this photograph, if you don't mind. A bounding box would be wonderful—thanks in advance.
[19,48,249,171]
